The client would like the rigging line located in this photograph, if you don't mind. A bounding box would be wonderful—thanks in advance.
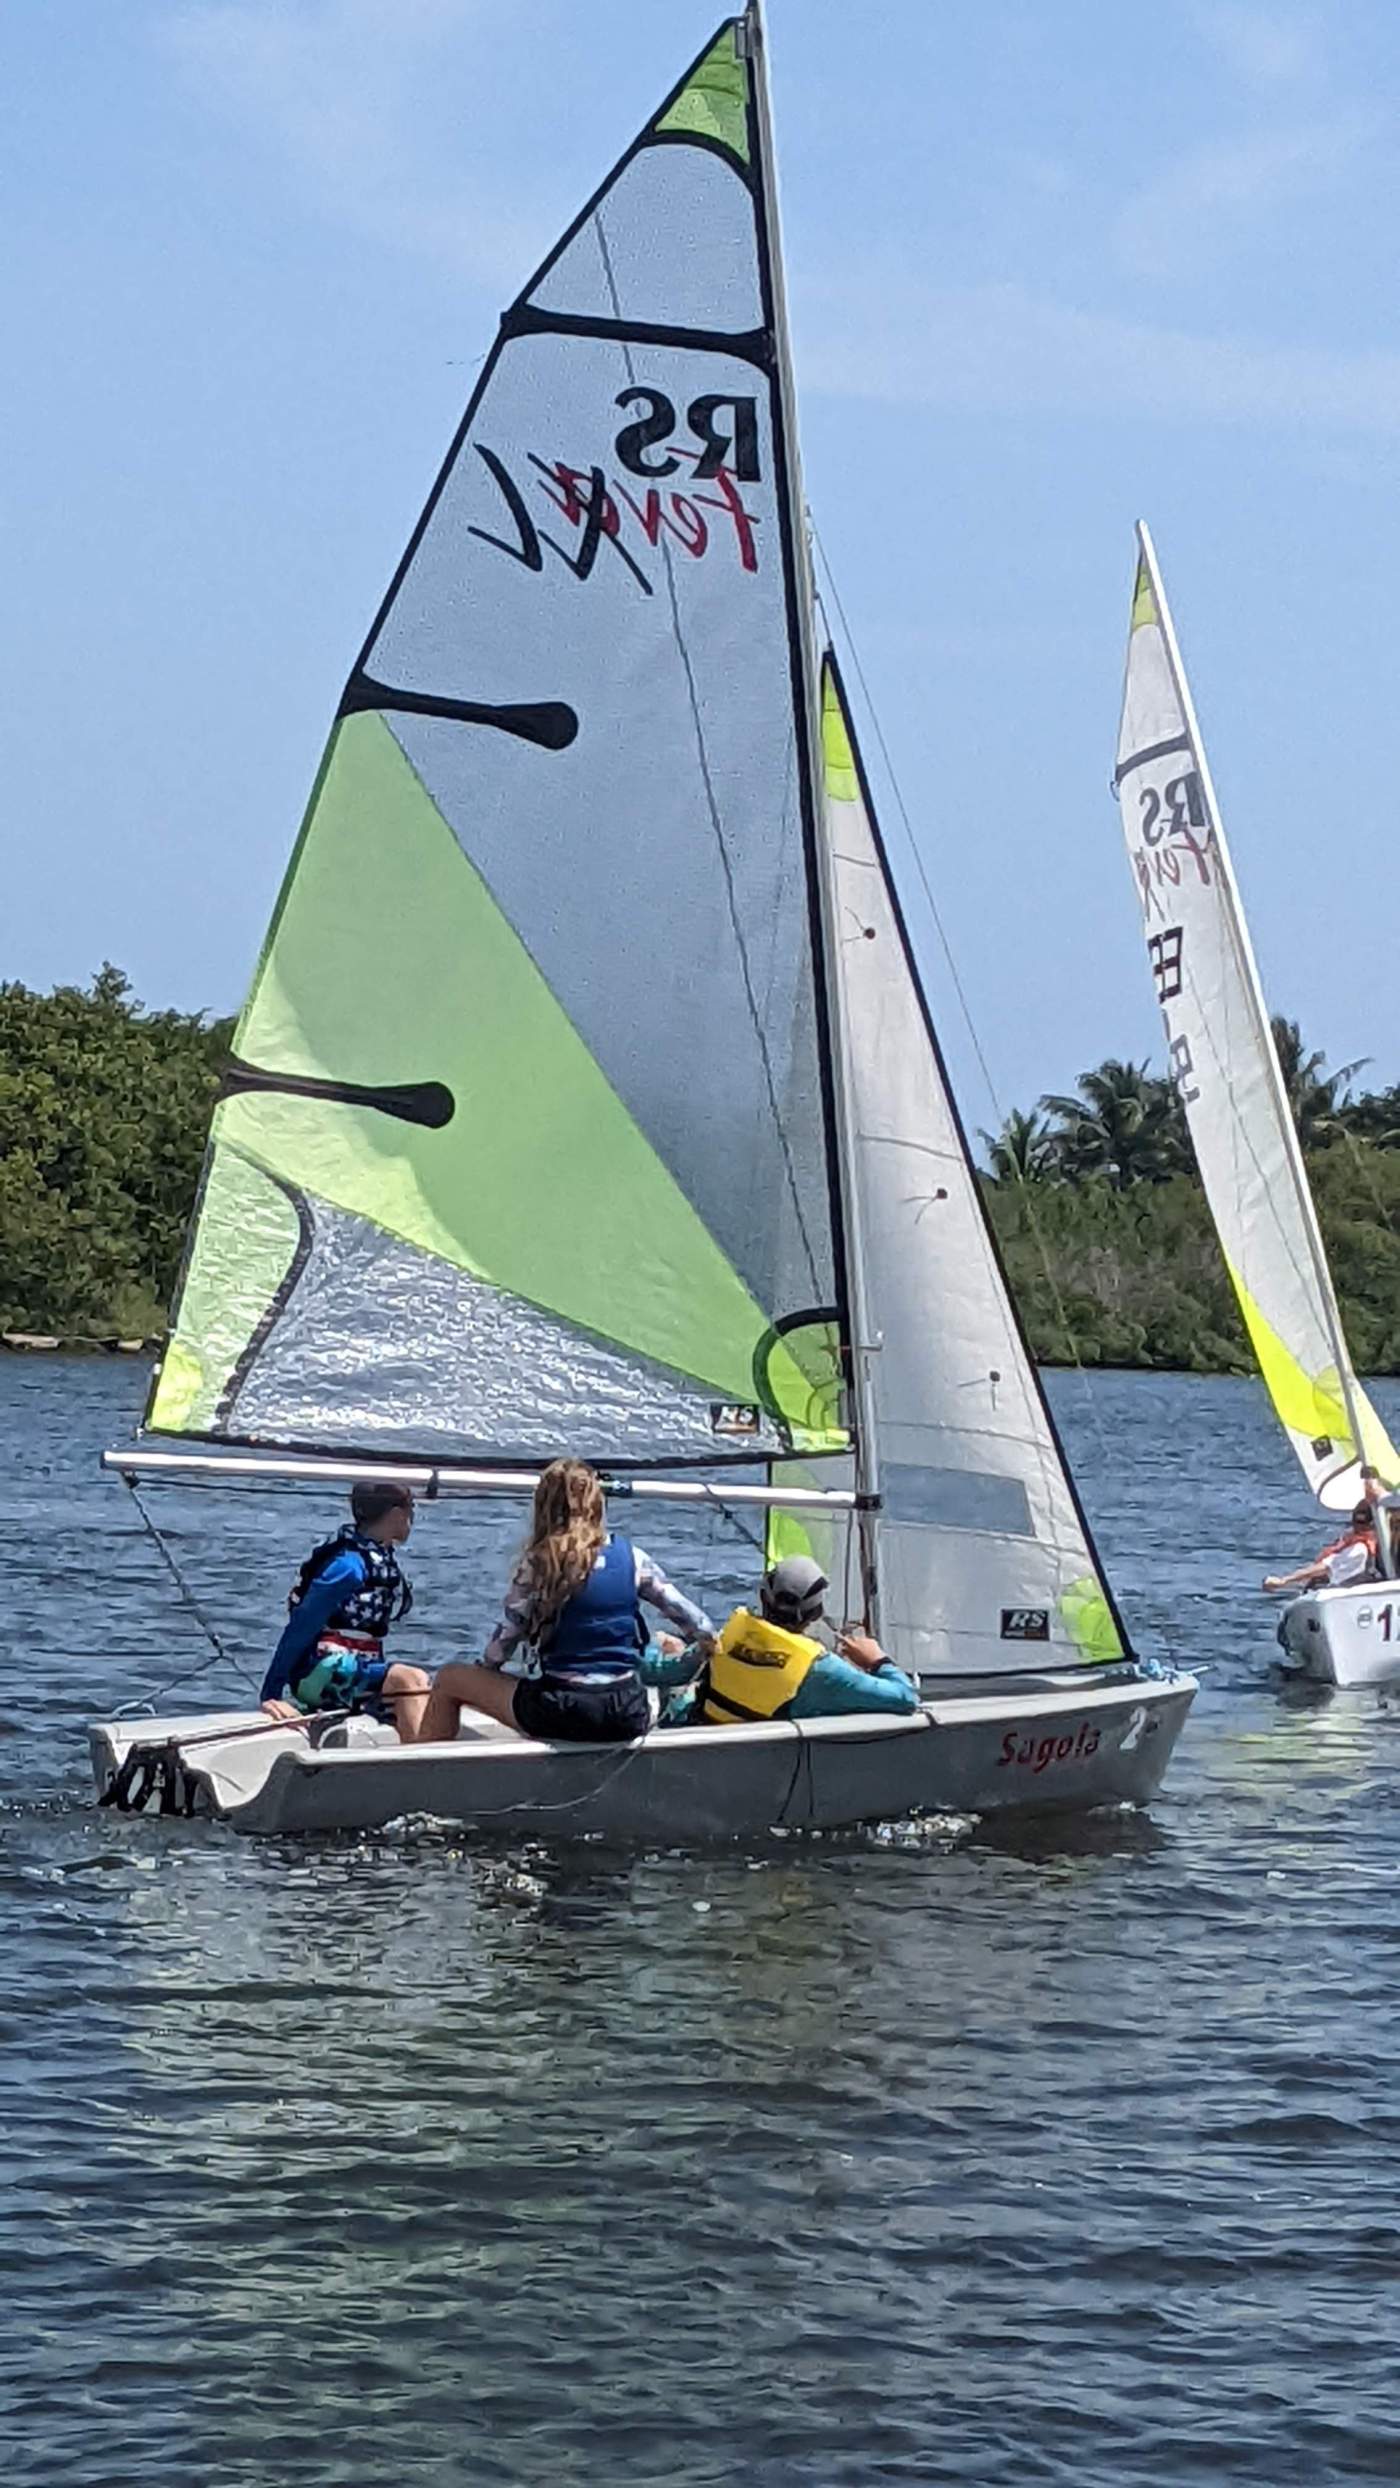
[593,211,823,1300]
[690,1476,770,1560]
[811,531,1117,1476]
[119,1478,261,1712]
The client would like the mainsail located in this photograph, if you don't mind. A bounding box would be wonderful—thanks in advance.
[150,16,851,1470]
[771,656,1130,1679]
[1114,523,1397,1510]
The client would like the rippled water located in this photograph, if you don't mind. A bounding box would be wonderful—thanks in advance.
[7,1356,1400,2486]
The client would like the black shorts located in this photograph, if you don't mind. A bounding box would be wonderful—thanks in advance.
[511,1672,650,1744]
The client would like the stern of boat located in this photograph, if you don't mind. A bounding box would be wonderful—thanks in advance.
[1277,1584,1400,1688]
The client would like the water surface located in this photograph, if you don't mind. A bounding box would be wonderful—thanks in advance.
[5,1358,1400,2485]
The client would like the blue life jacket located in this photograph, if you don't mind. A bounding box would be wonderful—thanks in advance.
[539,1535,645,1677]
[290,1526,413,1641]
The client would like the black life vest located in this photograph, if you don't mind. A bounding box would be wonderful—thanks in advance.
[290,1526,413,1640]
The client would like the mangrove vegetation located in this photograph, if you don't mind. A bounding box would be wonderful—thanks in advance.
[1,970,1398,1371]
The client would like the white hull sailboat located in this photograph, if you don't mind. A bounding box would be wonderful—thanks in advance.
[90,1675,1192,1838]
[91,13,1194,1834]
[1113,527,1399,1688]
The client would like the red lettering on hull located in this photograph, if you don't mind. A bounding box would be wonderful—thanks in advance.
[997,1719,1101,1773]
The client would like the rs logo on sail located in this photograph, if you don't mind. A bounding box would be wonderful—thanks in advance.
[468,390,764,594]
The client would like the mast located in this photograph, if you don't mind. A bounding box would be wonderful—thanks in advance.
[746,0,882,1622]
[1135,522,1373,1486]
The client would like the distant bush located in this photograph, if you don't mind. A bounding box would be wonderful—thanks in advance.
[0,967,229,1337]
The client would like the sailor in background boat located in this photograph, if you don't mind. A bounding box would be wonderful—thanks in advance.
[416,1459,715,1745]
[1361,1466,1400,1572]
[261,1482,429,1740]
[1262,1500,1381,1596]
[662,1555,920,1726]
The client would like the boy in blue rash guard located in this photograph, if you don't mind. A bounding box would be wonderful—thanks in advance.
[261,1482,429,1740]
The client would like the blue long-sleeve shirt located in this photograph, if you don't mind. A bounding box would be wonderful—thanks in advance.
[261,1551,368,1703]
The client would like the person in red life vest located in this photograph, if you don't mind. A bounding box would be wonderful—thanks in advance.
[1262,1500,1380,1595]
[261,1481,429,1739]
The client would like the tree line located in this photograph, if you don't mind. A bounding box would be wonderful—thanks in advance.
[981,1022,1400,1187]
[980,1021,1400,1373]
[0,971,1397,1373]
[0,968,230,1339]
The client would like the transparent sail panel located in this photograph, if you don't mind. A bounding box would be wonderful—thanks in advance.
[1114,531,1397,1509]
[150,17,850,1468]
[821,659,1126,1679]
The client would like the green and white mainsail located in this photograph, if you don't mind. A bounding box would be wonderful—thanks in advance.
[776,657,1128,1676]
[150,15,852,1469]
[1114,523,1398,1511]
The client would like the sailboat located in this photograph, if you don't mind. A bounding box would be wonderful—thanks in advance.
[89,13,1194,1834]
[1114,523,1400,1687]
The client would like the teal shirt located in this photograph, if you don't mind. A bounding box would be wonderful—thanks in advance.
[658,1643,919,1726]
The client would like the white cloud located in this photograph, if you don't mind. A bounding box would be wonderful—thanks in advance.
[800,275,1400,436]
[160,0,537,284]
[1115,117,1373,280]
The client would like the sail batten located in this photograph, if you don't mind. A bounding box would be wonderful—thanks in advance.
[149,11,856,1472]
[1114,523,1397,1509]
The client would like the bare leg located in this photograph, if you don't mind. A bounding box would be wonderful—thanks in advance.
[380,1662,431,1744]
[417,1660,520,1743]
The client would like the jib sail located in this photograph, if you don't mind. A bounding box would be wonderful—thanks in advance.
[768,657,1129,1679]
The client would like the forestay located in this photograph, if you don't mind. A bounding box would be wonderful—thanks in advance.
[1113,524,1397,1511]
[148,16,851,1471]
[773,658,1129,1680]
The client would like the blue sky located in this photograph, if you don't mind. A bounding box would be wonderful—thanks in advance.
[7,0,1400,1123]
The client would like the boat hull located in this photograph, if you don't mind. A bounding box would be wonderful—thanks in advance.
[1277,1582,1400,1687]
[89,1670,1196,1838]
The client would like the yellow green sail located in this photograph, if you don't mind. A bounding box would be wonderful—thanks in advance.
[1114,524,1398,1509]
[153,16,853,1469]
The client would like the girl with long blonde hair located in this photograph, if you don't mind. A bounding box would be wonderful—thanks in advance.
[416,1459,716,1744]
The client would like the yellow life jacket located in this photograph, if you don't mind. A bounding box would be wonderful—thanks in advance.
[701,1608,825,1725]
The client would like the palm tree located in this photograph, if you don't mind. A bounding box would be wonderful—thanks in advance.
[979,1107,1055,1182]
[1270,1016,1368,1149]
[1040,1058,1186,1188]
[1342,1082,1400,1148]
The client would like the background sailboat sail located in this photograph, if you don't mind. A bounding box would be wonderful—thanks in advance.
[770,656,1129,1679]
[1114,524,1397,1511]
[150,16,852,1469]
